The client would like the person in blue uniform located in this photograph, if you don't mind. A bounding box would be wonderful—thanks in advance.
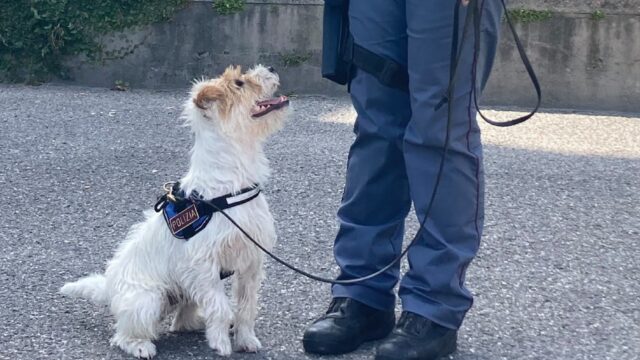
[303,1,504,359]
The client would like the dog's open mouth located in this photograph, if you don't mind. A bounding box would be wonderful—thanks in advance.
[251,96,289,118]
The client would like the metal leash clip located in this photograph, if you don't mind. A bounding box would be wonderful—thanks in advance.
[154,181,178,212]
[163,181,177,202]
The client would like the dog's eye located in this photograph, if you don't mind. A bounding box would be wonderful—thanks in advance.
[234,80,244,87]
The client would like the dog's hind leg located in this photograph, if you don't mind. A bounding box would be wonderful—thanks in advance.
[110,290,163,359]
[232,263,263,353]
[170,302,205,332]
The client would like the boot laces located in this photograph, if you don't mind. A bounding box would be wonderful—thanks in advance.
[397,312,428,335]
[326,297,349,315]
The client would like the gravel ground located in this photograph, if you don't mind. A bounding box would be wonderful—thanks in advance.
[0,84,638,360]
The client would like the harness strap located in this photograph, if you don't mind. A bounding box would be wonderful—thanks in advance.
[198,186,261,213]
[155,182,260,213]
[220,270,234,280]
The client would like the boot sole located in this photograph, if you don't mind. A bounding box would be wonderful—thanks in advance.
[374,336,457,360]
[302,324,393,355]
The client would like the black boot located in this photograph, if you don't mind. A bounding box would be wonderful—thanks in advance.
[302,297,395,355]
[375,312,457,360]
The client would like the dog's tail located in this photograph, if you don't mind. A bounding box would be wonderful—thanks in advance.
[60,274,109,305]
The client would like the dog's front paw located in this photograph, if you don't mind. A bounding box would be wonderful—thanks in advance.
[134,342,157,359]
[207,333,232,357]
[113,338,157,359]
[235,333,262,353]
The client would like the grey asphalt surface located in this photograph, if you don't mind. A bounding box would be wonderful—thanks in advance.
[1,84,638,360]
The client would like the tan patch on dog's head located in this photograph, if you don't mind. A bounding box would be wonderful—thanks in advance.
[193,65,263,119]
[194,82,225,111]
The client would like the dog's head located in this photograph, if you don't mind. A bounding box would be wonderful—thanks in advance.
[186,65,289,140]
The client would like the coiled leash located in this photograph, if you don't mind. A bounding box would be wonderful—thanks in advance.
[186,0,541,284]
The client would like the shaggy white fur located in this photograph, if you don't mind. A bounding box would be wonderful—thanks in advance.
[61,65,289,359]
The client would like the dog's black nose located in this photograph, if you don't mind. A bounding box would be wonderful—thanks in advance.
[267,66,276,73]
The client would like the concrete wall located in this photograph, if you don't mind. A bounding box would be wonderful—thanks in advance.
[484,11,640,112]
[508,0,639,13]
[66,0,340,95]
[64,0,640,112]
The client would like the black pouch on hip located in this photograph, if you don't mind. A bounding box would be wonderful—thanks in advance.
[321,0,351,85]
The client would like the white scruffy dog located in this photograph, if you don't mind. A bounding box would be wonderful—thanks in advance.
[61,65,289,358]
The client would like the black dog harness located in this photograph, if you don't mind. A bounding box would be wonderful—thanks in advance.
[154,182,261,279]
[154,181,261,240]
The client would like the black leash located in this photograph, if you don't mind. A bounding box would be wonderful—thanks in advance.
[474,0,542,126]
[210,0,541,284]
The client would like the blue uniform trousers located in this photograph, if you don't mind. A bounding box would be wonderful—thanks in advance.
[331,0,503,330]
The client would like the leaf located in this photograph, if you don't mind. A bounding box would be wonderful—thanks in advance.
[30,7,41,20]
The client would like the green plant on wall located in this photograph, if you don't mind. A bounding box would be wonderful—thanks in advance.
[591,10,606,21]
[506,9,553,24]
[280,51,312,68]
[0,0,189,83]
[112,79,129,91]
[213,0,245,15]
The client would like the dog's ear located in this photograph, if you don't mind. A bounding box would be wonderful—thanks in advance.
[222,65,242,80]
[194,84,226,111]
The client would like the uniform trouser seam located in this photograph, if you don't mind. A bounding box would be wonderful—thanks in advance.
[461,0,486,289]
